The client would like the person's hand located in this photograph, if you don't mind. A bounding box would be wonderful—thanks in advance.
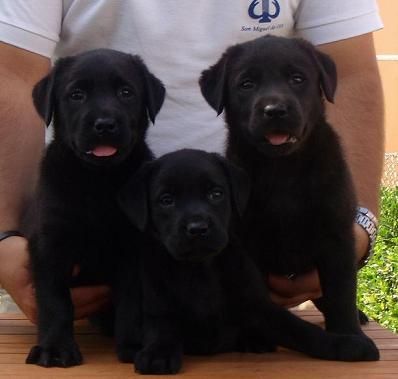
[267,222,369,308]
[267,269,321,308]
[0,236,37,321]
[0,236,111,323]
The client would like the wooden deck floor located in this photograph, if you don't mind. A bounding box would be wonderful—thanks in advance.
[1,310,398,378]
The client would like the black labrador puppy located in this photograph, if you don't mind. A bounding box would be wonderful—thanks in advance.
[118,149,378,375]
[25,49,165,367]
[199,35,378,357]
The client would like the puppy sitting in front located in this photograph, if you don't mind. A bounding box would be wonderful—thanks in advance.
[119,149,379,375]
[25,49,165,367]
[199,35,378,359]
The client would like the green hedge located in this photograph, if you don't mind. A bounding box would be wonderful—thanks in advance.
[357,187,398,332]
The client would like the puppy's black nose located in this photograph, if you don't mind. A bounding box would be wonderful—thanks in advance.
[264,104,287,119]
[93,118,118,134]
[185,221,209,237]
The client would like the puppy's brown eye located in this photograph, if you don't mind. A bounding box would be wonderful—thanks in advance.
[159,193,175,207]
[118,86,134,98]
[69,89,86,102]
[289,74,305,85]
[208,188,224,202]
[239,80,255,90]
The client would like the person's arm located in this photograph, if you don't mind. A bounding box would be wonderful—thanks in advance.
[0,43,111,322]
[0,42,48,230]
[0,42,48,320]
[320,33,384,263]
[268,33,384,307]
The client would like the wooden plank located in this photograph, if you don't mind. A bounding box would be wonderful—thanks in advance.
[0,345,112,354]
[0,313,28,320]
[0,334,114,345]
[0,326,96,335]
[0,311,397,378]
[3,358,398,379]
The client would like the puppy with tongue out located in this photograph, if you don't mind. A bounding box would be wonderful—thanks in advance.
[26,49,165,368]
[199,35,379,361]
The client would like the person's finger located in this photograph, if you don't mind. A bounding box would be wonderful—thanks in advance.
[70,285,111,319]
[267,270,321,298]
[269,289,322,308]
[74,296,111,320]
[25,285,111,322]
[71,285,111,307]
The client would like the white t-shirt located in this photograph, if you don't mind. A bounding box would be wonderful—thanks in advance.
[0,0,382,156]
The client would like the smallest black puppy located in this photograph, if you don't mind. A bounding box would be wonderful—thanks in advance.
[119,149,379,375]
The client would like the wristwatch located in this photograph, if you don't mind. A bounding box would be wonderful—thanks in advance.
[355,207,378,268]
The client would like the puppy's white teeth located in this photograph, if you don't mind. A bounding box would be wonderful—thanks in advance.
[85,151,93,155]
[288,136,298,144]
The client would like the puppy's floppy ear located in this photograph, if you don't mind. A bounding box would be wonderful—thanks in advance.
[314,50,337,103]
[211,154,250,217]
[134,56,166,124]
[32,72,56,127]
[118,161,153,231]
[144,70,166,124]
[32,57,71,126]
[297,39,337,103]
[199,52,229,116]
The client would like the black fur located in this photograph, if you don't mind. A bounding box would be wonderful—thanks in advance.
[199,35,378,359]
[118,149,379,375]
[25,49,165,367]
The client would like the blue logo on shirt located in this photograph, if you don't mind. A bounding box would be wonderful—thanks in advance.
[248,0,281,23]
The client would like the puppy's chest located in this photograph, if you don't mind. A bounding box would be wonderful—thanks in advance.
[82,192,120,226]
[176,266,226,320]
[244,169,321,274]
[61,189,127,262]
[174,267,232,354]
[249,168,316,224]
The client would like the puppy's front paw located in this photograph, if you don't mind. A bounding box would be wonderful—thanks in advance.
[116,344,140,363]
[134,349,182,375]
[334,334,379,362]
[358,309,369,325]
[26,343,83,367]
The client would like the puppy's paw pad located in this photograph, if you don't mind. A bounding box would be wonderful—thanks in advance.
[134,350,182,374]
[26,344,83,367]
[335,335,379,361]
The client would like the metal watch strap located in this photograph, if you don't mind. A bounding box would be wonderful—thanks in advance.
[355,207,378,268]
[0,230,23,242]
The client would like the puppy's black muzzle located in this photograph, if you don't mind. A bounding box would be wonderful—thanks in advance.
[73,109,138,166]
[247,95,304,156]
[93,117,119,136]
[185,219,210,238]
[168,215,226,262]
[263,103,288,119]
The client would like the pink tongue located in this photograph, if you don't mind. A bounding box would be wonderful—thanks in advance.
[91,146,118,157]
[266,133,290,146]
